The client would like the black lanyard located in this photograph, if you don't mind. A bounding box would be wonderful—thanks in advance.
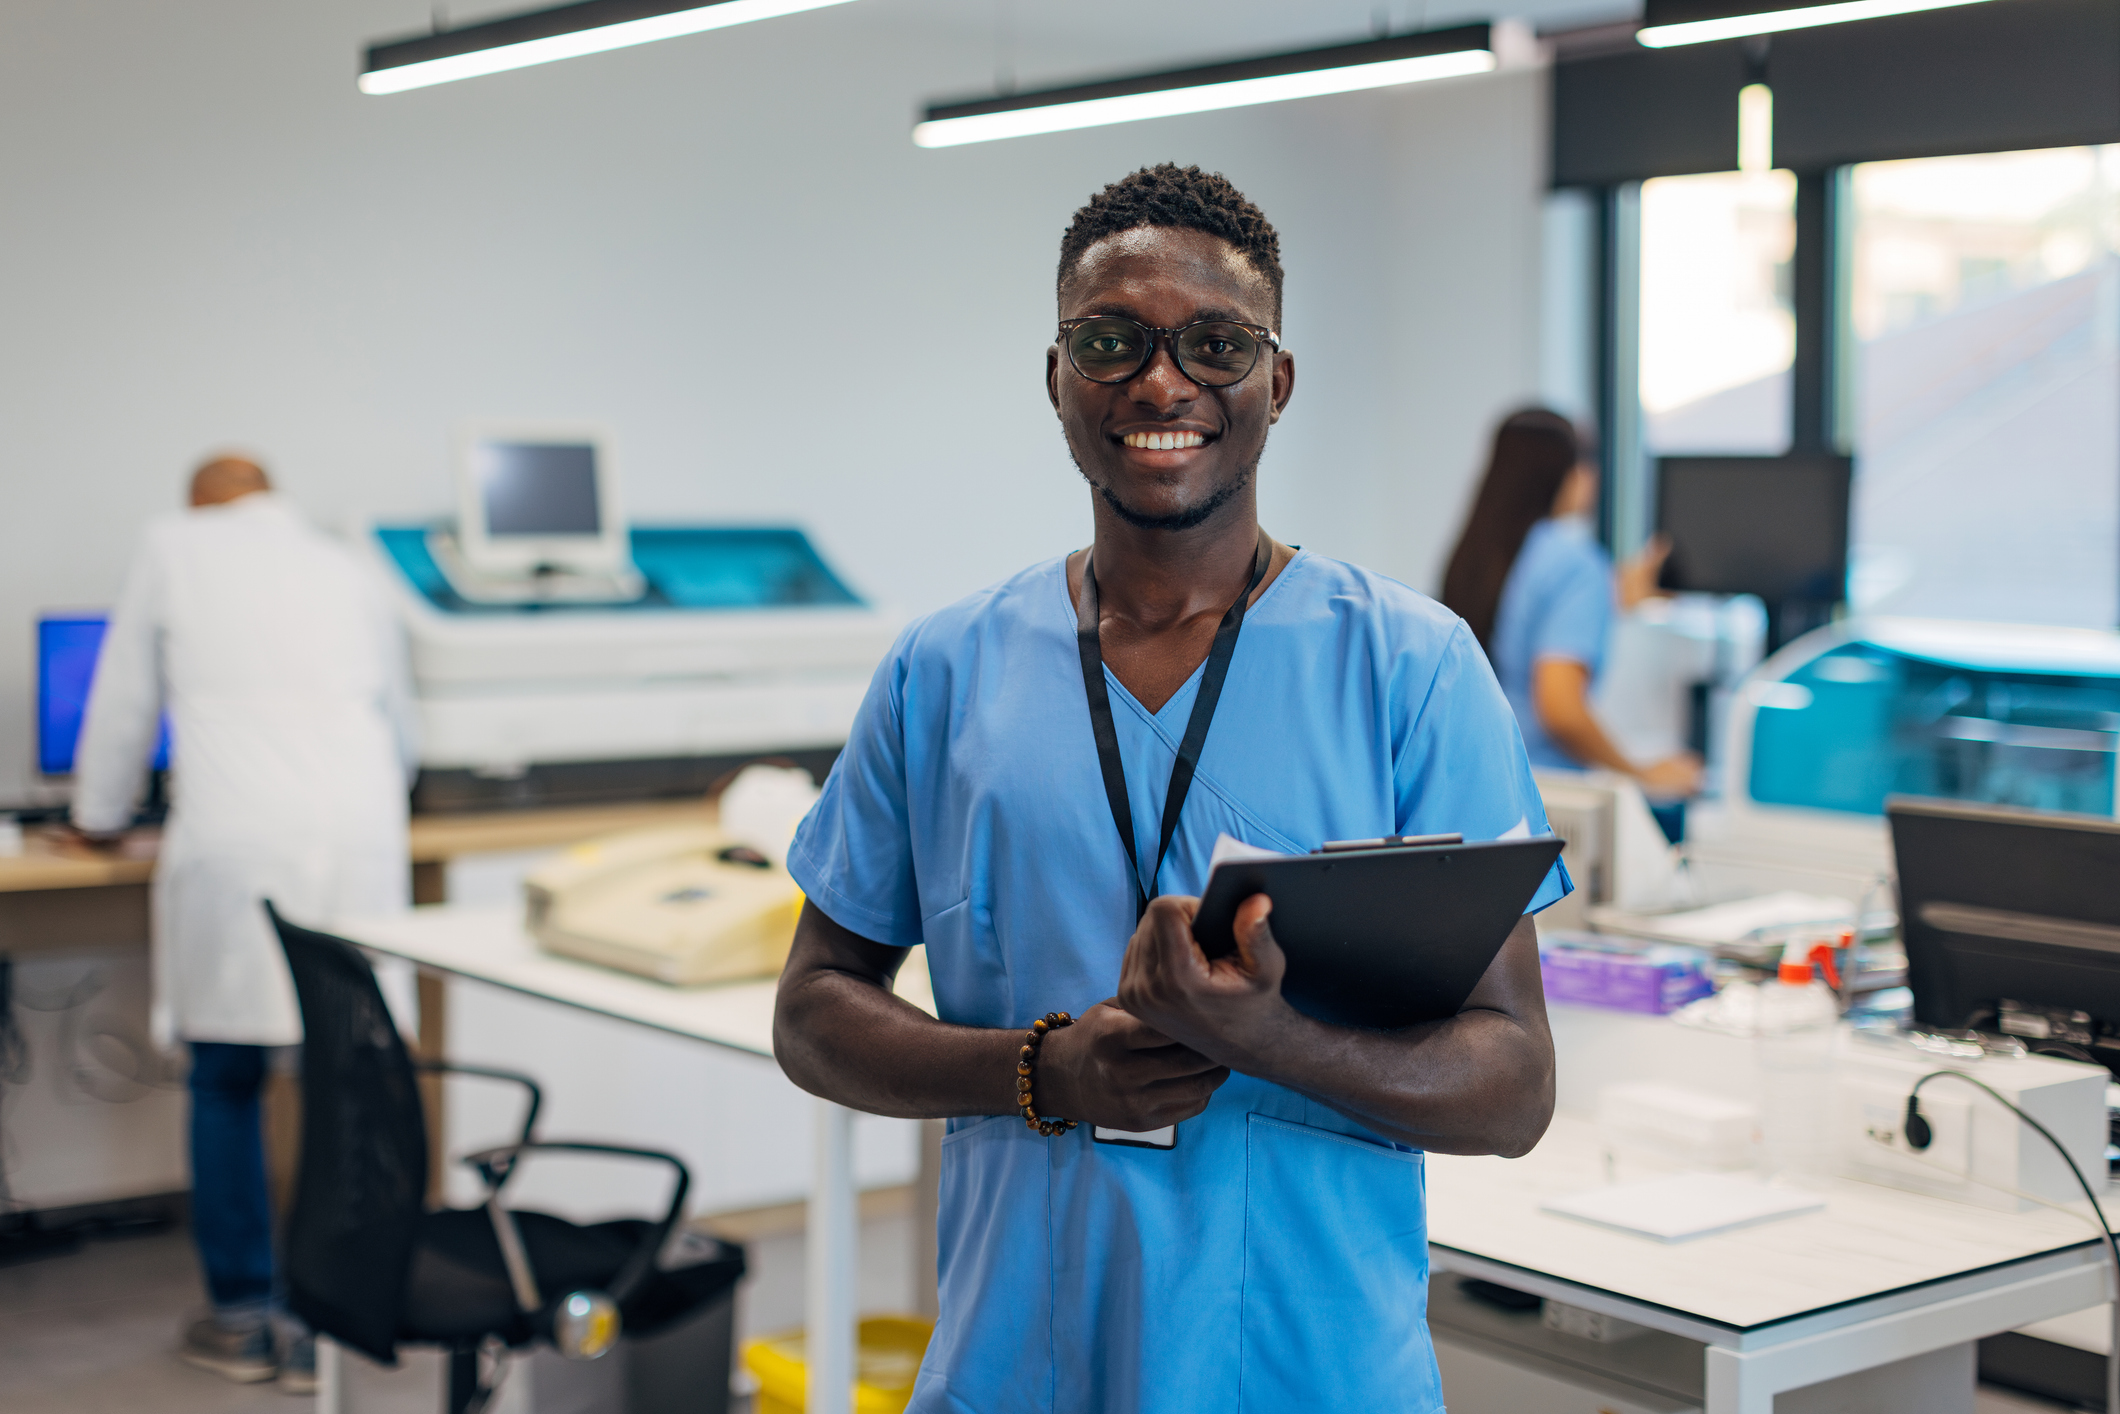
[1075,531,1272,919]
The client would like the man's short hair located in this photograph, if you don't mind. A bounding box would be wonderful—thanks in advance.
[1057,164,1284,325]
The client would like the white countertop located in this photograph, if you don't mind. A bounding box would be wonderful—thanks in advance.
[1427,1114,2103,1332]
[335,904,782,1056]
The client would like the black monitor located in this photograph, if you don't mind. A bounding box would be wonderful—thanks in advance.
[1889,796,2120,1072]
[1655,454,1851,606]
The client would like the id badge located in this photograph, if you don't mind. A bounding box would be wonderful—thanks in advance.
[1092,1124,1177,1150]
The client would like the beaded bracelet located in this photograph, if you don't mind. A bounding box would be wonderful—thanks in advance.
[1017,1011,1078,1137]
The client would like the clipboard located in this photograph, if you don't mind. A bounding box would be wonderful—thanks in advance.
[1191,836,1564,1030]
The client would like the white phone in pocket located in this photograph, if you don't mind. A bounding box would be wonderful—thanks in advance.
[1092,1125,1177,1149]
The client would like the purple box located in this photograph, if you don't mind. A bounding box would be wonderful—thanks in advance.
[1538,935,1714,1015]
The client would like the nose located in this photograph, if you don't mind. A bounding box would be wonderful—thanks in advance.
[1125,333,1201,411]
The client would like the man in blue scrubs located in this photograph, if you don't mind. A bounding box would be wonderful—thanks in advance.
[776,164,1566,1413]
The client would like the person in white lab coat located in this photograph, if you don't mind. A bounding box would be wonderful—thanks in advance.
[71,455,417,1391]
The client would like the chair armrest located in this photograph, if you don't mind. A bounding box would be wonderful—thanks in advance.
[416,1061,542,1173]
[459,1141,692,1306]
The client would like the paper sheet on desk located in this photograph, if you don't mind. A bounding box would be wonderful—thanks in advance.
[1541,1172,1825,1242]
[1629,891,1856,945]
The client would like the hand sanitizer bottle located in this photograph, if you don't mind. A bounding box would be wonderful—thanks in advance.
[1757,938,1842,1184]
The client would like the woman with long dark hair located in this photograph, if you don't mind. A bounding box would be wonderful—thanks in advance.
[1441,409,1699,798]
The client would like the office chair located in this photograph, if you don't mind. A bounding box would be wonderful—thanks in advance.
[267,905,746,1414]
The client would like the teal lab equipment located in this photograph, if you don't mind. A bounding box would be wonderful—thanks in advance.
[1736,620,2120,820]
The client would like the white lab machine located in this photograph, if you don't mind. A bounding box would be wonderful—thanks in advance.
[367,512,899,811]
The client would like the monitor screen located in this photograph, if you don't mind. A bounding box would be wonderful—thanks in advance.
[38,615,170,775]
[475,441,601,537]
[1890,796,2120,1053]
[1655,455,1851,604]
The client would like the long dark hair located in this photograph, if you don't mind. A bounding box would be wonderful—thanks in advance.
[1440,408,1581,653]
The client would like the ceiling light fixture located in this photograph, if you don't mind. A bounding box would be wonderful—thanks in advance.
[1636,0,1995,48]
[360,0,858,95]
[913,26,1504,149]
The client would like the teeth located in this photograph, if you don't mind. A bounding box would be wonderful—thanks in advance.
[1123,431,1206,450]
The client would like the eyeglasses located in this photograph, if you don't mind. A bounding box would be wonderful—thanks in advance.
[1058,316,1279,389]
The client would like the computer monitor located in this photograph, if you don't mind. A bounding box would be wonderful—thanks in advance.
[38,614,170,775]
[1889,796,2120,1068]
[454,424,625,576]
[1655,454,1851,605]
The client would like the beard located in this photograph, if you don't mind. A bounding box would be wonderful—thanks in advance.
[1070,436,1265,533]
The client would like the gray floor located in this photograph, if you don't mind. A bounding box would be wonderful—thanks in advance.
[0,1219,2082,1413]
[0,1210,917,1414]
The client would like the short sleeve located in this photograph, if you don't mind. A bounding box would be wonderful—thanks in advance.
[1393,621,1573,914]
[785,634,925,949]
[1527,548,1613,674]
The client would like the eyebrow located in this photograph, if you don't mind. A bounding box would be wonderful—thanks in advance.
[1066,303,1263,326]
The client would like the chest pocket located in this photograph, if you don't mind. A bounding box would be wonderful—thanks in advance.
[1238,1115,1441,1413]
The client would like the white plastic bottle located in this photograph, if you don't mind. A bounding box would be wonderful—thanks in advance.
[1756,938,1842,1183]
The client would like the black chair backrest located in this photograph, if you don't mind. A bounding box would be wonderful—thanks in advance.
[270,904,428,1365]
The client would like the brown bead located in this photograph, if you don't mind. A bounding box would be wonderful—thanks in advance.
[1017,1062,1032,1076]
[1032,1019,1047,1034]
[1020,1045,1034,1059]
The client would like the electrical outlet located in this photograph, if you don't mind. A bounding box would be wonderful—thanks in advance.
[1840,1079,1972,1178]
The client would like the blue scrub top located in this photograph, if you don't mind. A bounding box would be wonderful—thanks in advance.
[1489,517,1615,771]
[790,549,1568,1414]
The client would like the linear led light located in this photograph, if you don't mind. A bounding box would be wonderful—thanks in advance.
[914,27,1499,149]
[1637,0,1994,47]
[360,0,858,95]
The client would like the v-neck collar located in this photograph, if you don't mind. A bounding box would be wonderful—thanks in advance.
[1053,545,1305,727]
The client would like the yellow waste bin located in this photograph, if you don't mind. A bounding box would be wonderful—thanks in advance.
[742,1314,934,1414]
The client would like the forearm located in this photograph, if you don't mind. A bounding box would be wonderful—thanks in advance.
[1533,658,1635,775]
[773,904,1025,1119]
[775,966,1021,1119]
[1226,1005,1555,1156]
[1542,706,1633,775]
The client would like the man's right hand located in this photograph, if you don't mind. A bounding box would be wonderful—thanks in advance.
[61,823,127,853]
[1635,752,1703,801]
[1033,999,1229,1131]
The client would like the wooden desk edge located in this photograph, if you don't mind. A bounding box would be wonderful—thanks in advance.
[0,799,716,894]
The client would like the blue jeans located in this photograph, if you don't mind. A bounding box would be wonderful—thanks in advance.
[187,1042,275,1317]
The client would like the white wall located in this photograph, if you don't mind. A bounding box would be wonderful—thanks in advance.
[0,0,1549,805]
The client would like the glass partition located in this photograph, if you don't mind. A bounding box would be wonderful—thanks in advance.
[1847,146,2120,628]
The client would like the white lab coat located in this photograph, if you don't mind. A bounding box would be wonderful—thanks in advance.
[73,493,418,1047]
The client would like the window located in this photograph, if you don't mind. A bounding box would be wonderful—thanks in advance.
[1638,169,1797,455]
[1847,146,2120,628]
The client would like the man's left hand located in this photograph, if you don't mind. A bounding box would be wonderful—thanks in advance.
[1117,893,1293,1072]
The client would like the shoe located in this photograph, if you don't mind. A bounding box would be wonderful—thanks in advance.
[177,1315,278,1384]
[276,1333,317,1395]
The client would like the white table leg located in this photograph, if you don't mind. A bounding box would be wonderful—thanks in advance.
[315,1334,347,1414]
[807,1098,857,1414]
[913,1118,943,1319]
[1703,1347,1774,1414]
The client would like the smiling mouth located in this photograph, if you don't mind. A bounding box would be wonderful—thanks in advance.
[1120,430,1210,450]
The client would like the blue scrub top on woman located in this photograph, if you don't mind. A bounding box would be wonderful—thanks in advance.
[1489,516,1616,771]
[789,548,1569,1414]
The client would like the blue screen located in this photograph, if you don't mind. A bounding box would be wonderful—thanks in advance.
[38,616,171,776]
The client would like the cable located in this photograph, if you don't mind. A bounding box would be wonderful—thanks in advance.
[0,957,29,1216]
[1905,1069,2120,1413]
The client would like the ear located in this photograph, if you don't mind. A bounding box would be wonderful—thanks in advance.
[1047,345,1063,414]
[1267,349,1295,425]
